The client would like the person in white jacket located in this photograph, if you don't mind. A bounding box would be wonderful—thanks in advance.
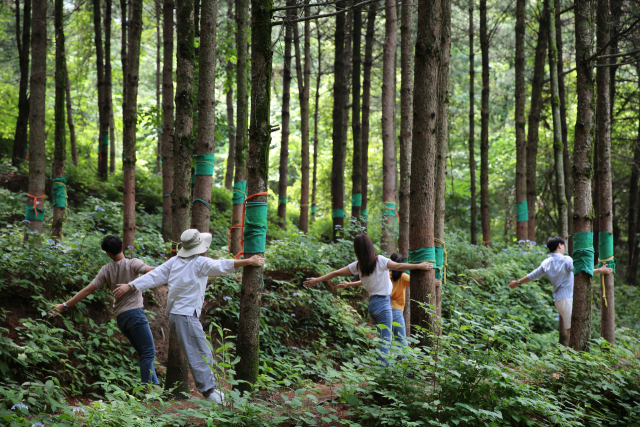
[113,229,264,403]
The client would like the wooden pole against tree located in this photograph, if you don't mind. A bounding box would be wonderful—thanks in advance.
[479,0,490,246]
[526,0,549,245]
[569,0,596,352]
[52,0,67,239]
[161,0,175,242]
[380,0,398,254]
[235,0,272,391]
[12,0,31,167]
[596,0,614,345]
[409,0,440,346]
[468,1,477,246]
[514,0,527,242]
[192,0,218,232]
[27,0,46,236]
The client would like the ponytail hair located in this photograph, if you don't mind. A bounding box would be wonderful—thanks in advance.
[354,234,378,277]
[390,253,403,282]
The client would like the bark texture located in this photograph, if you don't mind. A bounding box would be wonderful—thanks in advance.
[409,0,440,345]
[12,0,31,167]
[514,0,527,241]
[52,0,67,239]
[224,0,235,190]
[120,0,128,124]
[381,0,398,254]
[351,7,362,220]
[235,0,272,391]
[105,0,114,174]
[156,0,162,174]
[628,63,640,286]
[64,61,78,167]
[191,0,217,233]
[469,4,477,246]
[479,0,490,245]
[27,0,46,235]
[162,0,175,242]
[361,5,375,226]
[569,0,596,352]
[526,0,549,243]
[94,0,109,180]
[311,21,322,224]
[295,2,311,233]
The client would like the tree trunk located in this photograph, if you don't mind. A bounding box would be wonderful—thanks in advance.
[224,0,235,191]
[104,0,115,175]
[295,2,311,233]
[231,0,249,255]
[156,0,162,175]
[526,0,549,244]
[235,0,271,391]
[548,0,567,243]
[469,4,477,246]
[64,60,78,167]
[311,21,322,224]
[278,0,294,230]
[409,0,440,346]
[479,0,490,245]
[52,0,67,239]
[94,0,109,180]
[514,0,527,241]
[331,1,347,241]
[165,0,193,395]
[120,0,128,135]
[350,7,362,220]
[435,0,451,331]
[628,63,640,286]
[12,0,31,167]
[399,0,413,332]
[162,0,174,243]
[342,11,353,197]
[569,0,596,352]
[595,0,614,345]
[361,4,375,226]
[27,0,46,235]
[380,0,398,254]
[191,0,217,233]
[194,0,200,36]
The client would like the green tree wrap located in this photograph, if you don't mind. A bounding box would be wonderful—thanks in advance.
[99,134,109,147]
[361,209,368,220]
[516,200,529,223]
[25,206,44,221]
[382,201,397,216]
[408,247,436,264]
[310,205,317,214]
[232,180,247,205]
[597,231,616,273]
[194,154,215,176]
[191,173,195,185]
[278,196,287,204]
[332,209,345,218]
[435,246,444,281]
[572,232,595,277]
[243,202,268,253]
[52,177,67,208]
[351,193,362,207]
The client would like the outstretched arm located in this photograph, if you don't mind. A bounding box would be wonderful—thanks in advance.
[387,260,433,271]
[304,266,353,287]
[509,276,531,289]
[234,255,265,269]
[594,266,613,275]
[48,283,99,317]
[337,280,362,289]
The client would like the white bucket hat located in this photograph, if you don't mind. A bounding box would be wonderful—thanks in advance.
[177,229,212,258]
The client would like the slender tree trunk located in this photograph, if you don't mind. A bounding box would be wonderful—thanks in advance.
[628,63,640,286]
[350,7,362,220]
[120,0,128,137]
[342,11,353,192]
[311,22,322,224]
[361,4,375,226]
[435,0,451,330]
[331,1,347,241]
[12,0,31,167]
[27,0,46,235]
[64,61,78,167]
[195,0,201,36]
[52,0,67,239]
[278,0,294,230]
[381,0,398,254]
[295,2,311,233]
[235,0,271,391]
[162,0,175,243]
[469,4,477,246]
[224,0,236,191]
[596,0,614,344]
[526,0,549,243]
[156,0,162,174]
[231,0,249,255]
[409,0,440,345]
[569,0,596,352]
[548,0,567,243]
[399,0,413,333]
[479,0,490,245]
[192,0,217,232]
[104,0,115,175]
[165,0,193,395]
[514,0,527,241]
[94,0,109,180]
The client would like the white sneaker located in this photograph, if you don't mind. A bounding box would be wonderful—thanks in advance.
[204,388,224,404]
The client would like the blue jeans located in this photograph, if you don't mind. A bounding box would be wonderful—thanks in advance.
[368,295,393,363]
[391,308,407,346]
[116,308,159,385]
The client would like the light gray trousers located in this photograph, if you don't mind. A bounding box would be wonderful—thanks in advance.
[168,312,217,394]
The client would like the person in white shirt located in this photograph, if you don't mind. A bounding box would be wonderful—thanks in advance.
[113,229,264,403]
[304,233,432,362]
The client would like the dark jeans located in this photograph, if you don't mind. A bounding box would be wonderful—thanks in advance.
[116,308,159,385]
[368,295,393,364]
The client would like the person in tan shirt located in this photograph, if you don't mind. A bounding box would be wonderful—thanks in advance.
[49,235,158,385]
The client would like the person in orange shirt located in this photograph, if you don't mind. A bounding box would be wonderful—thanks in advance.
[338,252,410,346]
